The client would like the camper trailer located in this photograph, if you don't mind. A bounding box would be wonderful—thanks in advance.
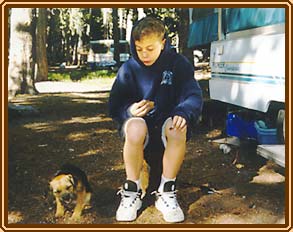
[188,8,286,167]
[87,39,130,69]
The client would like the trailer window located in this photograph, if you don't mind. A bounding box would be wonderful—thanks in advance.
[91,44,109,54]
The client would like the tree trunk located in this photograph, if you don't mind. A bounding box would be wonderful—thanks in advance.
[132,8,138,23]
[65,36,71,65]
[113,8,120,67]
[74,33,79,66]
[177,8,193,64]
[35,8,48,82]
[125,9,134,41]
[8,8,36,99]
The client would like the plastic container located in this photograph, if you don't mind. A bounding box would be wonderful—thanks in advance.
[226,113,257,139]
[254,121,278,144]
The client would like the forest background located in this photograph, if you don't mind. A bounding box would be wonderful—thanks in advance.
[8,8,195,99]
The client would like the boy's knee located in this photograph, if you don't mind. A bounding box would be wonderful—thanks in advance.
[165,122,187,142]
[124,118,148,144]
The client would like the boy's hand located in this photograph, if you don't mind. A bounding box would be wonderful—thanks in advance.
[129,100,155,117]
[170,115,187,131]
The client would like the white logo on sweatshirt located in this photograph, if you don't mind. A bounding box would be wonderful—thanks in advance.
[161,71,173,85]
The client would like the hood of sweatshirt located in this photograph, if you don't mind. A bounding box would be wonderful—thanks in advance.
[129,19,176,72]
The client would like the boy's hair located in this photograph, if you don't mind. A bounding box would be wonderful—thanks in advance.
[132,16,166,41]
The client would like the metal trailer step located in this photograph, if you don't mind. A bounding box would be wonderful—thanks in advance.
[257,145,285,167]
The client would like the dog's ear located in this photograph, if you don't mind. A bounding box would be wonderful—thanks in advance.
[45,182,55,204]
[67,174,75,186]
[53,169,62,177]
[49,181,52,190]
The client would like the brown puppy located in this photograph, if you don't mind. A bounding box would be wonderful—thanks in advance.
[49,164,92,221]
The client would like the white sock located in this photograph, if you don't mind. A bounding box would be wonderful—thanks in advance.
[158,175,176,193]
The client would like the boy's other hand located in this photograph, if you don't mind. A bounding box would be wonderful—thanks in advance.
[129,100,155,117]
[171,115,187,131]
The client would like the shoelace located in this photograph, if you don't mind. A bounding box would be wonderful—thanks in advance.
[151,190,179,209]
[117,188,141,208]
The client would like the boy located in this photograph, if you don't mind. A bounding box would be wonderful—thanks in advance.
[109,16,203,223]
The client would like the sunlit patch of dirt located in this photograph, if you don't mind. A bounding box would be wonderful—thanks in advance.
[23,122,59,133]
[8,211,24,224]
[250,161,285,185]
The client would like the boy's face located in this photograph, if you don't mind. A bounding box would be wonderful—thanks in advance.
[135,33,166,66]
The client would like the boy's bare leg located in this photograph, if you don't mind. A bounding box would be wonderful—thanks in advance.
[116,118,147,222]
[123,118,148,181]
[154,118,186,223]
[162,118,186,179]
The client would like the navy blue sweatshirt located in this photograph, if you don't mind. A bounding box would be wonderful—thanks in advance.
[109,30,203,133]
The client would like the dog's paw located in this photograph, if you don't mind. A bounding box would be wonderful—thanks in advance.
[70,213,81,222]
[84,204,92,210]
[71,209,82,220]
[55,210,65,218]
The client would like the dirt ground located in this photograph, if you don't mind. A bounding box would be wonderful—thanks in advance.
[7,85,286,226]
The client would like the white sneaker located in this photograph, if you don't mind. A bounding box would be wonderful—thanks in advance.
[153,181,184,223]
[116,180,142,221]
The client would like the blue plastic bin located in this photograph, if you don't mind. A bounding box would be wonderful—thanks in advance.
[254,122,278,144]
[226,113,257,139]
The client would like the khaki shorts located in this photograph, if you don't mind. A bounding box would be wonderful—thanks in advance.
[121,117,172,149]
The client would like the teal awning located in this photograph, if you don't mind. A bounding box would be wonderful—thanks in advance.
[188,13,218,48]
[188,8,285,48]
[225,8,285,33]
